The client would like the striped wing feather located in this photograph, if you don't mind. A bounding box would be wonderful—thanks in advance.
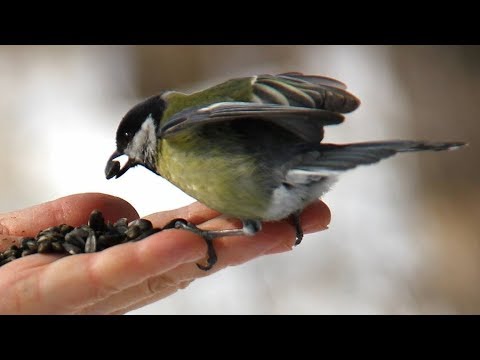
[252,72,360,113]
[160,72,360,143]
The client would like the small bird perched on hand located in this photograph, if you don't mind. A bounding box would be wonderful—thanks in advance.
[105,72,465,270]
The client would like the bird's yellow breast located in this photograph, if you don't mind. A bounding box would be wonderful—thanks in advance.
[157,134,270,220]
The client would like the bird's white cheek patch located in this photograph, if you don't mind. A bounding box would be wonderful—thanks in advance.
[125,116,157,163]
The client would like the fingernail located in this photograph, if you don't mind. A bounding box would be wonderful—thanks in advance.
[303,224,329,234]
[265,242,294,255]
[265,224,329,255]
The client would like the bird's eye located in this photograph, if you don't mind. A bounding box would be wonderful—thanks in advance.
[124,131,131,139]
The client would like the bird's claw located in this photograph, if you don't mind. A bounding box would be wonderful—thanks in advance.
[162,218,218,271]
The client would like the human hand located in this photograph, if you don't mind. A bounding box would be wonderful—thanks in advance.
[0,193,330,314]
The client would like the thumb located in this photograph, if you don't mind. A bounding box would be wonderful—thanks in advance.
[0,193,139,238]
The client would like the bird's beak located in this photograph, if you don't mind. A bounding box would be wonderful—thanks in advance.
[105,150,136,179]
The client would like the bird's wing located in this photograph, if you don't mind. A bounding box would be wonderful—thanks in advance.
[158,102,344,142]
[275,72,348,90]
[251,73,359,113]
[160,72,360,142]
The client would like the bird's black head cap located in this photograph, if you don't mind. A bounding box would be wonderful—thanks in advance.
[116,94,166,152]
[105,94,166,179]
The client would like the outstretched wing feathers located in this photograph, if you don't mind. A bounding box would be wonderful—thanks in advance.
[253,74,360,113]
[159,72,359,143]
[160,102,344,142]
[255,78,317,108]
[277,72,348,90]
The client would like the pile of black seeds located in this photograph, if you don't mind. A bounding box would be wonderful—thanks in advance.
[0,210,160,267]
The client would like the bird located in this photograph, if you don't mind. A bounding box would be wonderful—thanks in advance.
[105,72,465,270]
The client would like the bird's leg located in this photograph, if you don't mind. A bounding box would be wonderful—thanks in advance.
[162,218,261,271]
[291,211,304,246]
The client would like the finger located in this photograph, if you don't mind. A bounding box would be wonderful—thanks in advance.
[0,232,197,314]
[1,201,215,268]
[109,278,194,315]
[74,264,195,314]
[78,199,331,314]
[0,253,67,314]
[188,199,331,271]
[0,193,139,237]
[143,202,220,228]
[77,277,191,315]
[1,230,206,313]
[0,200,329,314]
[0,202,219,314]
[74,230,206,295]
[265,200,331,254]
[300,200,331,234]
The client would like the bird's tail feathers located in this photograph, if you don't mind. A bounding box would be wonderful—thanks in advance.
[294,140,466,173]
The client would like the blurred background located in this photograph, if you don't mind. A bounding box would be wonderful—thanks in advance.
[0,45,477,314]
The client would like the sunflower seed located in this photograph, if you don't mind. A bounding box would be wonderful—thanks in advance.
[62,242,82,255]
[66,227,89,240]
[113,218,128,233]
[88,210,106,232]
[24,240,38,251]
[114,218,128,228]
[21,249,35,257]
[21,237,36,249]
[130,228,160,242]
[36,235,49,243]
[37,233,63,243]
[0,209,162,267]
[85,231,97,253]
[38,226,60,236]
[128,219,153,232]
[105,160,121,179]
[0,256,16,266]
[37,240,52,253]
[65,232,86,248]
[98,233,125,247]
[3,246,20,258]
[125,225,142,240]
[59,224,74,235]
[51,241,64,253]
[3,248,17,258]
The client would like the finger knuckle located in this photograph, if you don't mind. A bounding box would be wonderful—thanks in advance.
[0,220,10,236]
[146,273,177,295]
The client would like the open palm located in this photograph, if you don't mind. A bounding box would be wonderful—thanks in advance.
[0,193,330,314]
